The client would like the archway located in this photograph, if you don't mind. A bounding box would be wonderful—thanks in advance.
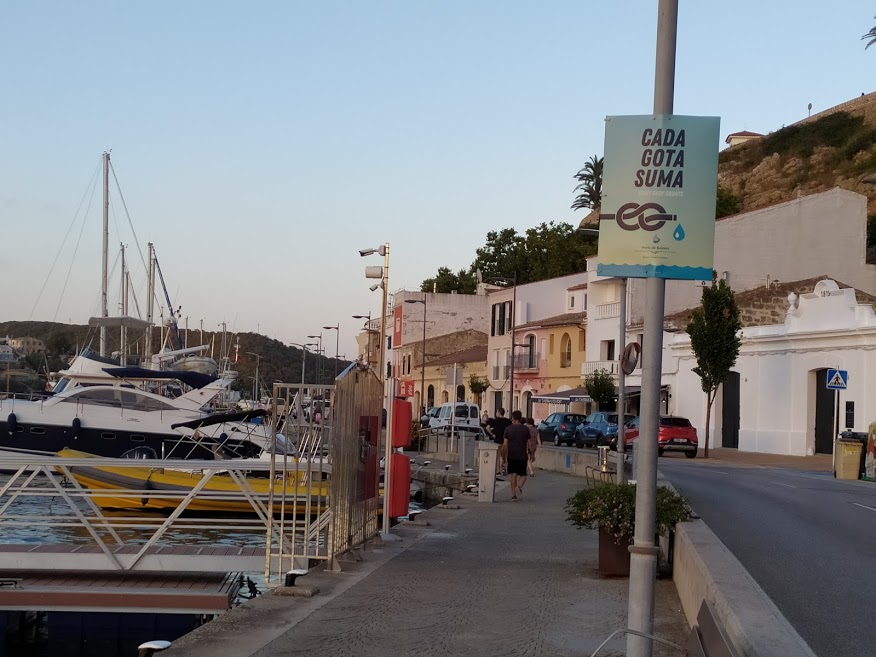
[442,389,449,403]
[427,384,435,409]
[456,384,465,402]
[522,390,532,418]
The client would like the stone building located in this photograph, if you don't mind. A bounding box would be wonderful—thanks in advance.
[9,337,45,357]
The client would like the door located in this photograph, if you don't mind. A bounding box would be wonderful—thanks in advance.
[722,371,740,449]
[814,369,836,455]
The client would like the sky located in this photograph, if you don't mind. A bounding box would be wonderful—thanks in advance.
[2,1,874,359]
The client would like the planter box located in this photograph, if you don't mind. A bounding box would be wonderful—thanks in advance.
[598,528,631,577]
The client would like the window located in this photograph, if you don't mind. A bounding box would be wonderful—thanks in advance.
[578,330,585,352]
[491,304,497,337]
[560,333,572,368]
[497,303,506,336]
[549,334,555,355]
[427,385,435,408]
[526,334,536,368]
[505,301,513,333]
[101,432,116,440]
[130,434,146,442]
[30,427,46,434]
[456,385,465,402]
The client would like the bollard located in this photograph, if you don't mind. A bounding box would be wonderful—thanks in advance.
[138,641,172,657]
[597,445,611,472]
[477,441,499,503]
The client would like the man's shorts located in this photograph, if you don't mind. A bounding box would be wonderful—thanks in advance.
[507,458,527,476]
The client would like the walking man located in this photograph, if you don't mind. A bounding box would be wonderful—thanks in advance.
[490,408,511,475]
[503,410,534,501]
[525,417,538,477]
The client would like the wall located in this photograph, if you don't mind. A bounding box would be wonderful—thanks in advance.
[667,281,876,455]
[392,291,490,348]
[626,188,874,324]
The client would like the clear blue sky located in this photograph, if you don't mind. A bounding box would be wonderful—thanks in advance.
[2,1,874,357]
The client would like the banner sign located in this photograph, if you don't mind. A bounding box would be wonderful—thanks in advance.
[392,306,403,348]
[397,379,415,398]
[596,114,720,280]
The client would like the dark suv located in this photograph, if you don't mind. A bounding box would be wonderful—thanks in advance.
[537,413,587,447]
[574,412,636,448]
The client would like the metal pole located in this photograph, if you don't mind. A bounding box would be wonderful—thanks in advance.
[146,243,154,360]
[617,277,627,484]
[380,244,392,536]
[421,296,427,416]
[301,347,306,385]
[120,244,127,366]
[100,152,110,357]
[334,330,340,377]
[626,2,677,656]
[510,278,517,412]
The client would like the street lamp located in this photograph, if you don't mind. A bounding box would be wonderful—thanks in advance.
[352,313,373,366]
[485,274,517,412]
[289,342,317,385]
[307,334,323,383]
[360,242,392,537]
[245,352,261,402]
[322,325,340,378]
[404,296,427,416]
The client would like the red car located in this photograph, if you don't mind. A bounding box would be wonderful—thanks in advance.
[623,415,698,458]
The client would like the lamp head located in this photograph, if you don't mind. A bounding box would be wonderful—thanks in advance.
[359,248,376,257]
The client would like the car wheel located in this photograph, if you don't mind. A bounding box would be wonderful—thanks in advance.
[575,439,583,449]
[685,449,697,459]
[553,433,560,446]
[657,447,665,456]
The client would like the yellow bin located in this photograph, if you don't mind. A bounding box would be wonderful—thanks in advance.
[835,440,863,480]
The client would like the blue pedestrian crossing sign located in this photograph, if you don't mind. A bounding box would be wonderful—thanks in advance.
[826,369,848,390]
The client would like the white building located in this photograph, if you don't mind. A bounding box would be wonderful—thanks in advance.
[665,279,876,456]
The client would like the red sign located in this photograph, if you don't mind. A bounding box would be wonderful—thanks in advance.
[397,379,415,398]
[393,306,403,347]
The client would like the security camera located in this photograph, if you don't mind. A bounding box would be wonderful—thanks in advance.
[359,248,375,257]
[369,283,379,292]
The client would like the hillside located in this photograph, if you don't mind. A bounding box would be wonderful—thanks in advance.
[718,92,876,221]
[0,320,348,393]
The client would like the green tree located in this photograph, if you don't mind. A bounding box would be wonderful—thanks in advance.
[863,18,876,49]
[571,155,604,211]
[715,186,741,218]
[420,267,477,294]
[686,278,742,458]
[468,373,489,406]
[584,368,615,410]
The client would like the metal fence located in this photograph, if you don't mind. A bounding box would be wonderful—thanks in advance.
[266,363,382,580]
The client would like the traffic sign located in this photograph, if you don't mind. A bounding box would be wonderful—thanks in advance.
[826,369,848,390]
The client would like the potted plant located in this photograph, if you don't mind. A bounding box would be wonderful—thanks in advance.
[565,483,692,577]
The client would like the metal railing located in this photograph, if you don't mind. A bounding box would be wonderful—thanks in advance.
[582,360,620,376]
[512,352,539,371]
[595,302,621,319]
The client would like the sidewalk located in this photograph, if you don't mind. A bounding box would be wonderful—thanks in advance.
[683,447,833,472]
[166,471,688,657]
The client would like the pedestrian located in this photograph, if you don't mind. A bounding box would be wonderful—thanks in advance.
[490,408,511,475]
[503,410,534,501]
[525,417,538,477]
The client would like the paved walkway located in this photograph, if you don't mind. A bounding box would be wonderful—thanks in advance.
[682,447,833,472]
[167,472,688,657]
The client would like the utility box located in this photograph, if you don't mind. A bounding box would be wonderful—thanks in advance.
[835,438,863,480]
[477,442,499,503]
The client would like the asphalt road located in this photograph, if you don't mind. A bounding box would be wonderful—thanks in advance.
[658,455,876,657]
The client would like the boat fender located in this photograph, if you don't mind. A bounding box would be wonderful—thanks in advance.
[72,417,82,439]
[141,478,154,507]
[220,432,228,441]
[7,413,17,435]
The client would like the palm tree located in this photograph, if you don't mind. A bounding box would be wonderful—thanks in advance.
[571,155,604,211]
[863,18,876,49]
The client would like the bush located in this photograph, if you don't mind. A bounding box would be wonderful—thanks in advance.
[565,483,692,545]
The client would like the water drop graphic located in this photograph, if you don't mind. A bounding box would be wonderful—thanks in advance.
[673,224,685,241]
[652,236,660,244]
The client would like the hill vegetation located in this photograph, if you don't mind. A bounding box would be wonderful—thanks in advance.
[0,320,347,395]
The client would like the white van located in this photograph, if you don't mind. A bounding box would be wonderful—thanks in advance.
[429,402,482,434]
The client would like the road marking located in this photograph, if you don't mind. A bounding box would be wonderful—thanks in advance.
[711,470,730,475]
[770,481,796,488]
[853,502,876,512]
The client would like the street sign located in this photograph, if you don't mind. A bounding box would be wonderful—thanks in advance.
[597,114,721,280]
[826,369,848,390]
[396,380,415,398]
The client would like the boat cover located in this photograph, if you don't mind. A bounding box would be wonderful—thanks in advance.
[171,409,268,430]
[102,366,217,389]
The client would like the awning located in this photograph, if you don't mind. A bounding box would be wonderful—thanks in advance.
[569,384,669,402]
[530,386,589,405]
[103,366,217,390]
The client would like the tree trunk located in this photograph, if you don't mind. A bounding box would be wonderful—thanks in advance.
[704,390,714,458]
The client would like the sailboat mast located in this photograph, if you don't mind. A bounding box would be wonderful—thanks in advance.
[120,243,128,366]
[146,242,155,361]
[100,151,110,357]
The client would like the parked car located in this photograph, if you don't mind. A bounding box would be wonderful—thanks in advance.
[574,412,636,448]
[624,415,699,458]
[537,413,587,446]
[429,402,482,434]
[422,406,441,428]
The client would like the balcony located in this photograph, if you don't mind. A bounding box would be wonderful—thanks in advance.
[512,352,539,371]
[581,360,619,377]
[595,302,620,319]
[491,365,510,381]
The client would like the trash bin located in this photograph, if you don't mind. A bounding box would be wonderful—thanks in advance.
[597,445,612,472]
[835,437,863,480]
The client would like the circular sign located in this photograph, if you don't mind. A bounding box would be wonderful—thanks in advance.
[621,342,641,376]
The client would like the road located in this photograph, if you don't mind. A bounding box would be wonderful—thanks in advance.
[657,455,876,657]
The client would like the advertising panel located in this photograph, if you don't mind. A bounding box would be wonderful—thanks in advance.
[596,114,720,280]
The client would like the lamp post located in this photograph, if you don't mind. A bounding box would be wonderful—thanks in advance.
[289,342,317,385]
[360,243,392,537]
[352,313,373,366]
[307,334,323,384]
[486,274,517,411]
[404,296,427,417]
[322,325,340,378]
[245,352,261,403]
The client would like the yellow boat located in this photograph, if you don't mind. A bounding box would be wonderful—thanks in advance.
[55,448,329,515]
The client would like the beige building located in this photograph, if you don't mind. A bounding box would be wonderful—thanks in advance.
[417,344,489,410]
[9,337,45,357]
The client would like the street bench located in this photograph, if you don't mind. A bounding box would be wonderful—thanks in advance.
[687,600,740,657]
